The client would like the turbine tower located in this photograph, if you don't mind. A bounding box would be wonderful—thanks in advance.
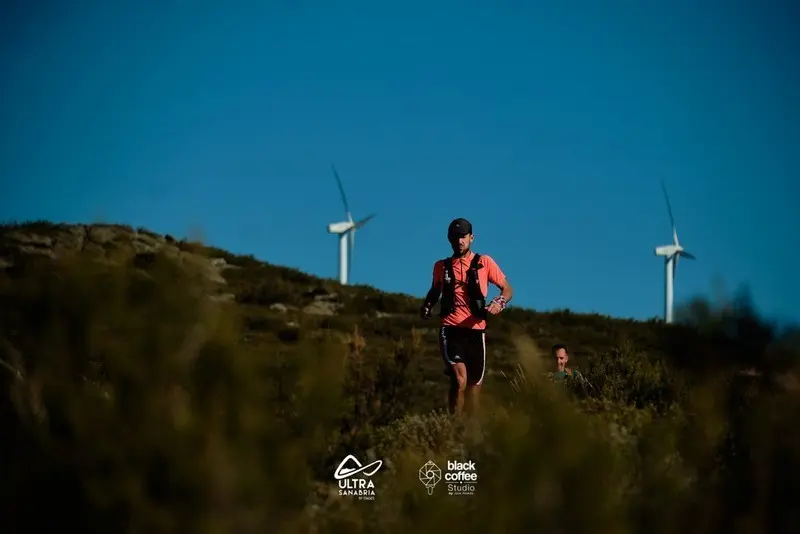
[654,181,696,323]
[327,165,375,285]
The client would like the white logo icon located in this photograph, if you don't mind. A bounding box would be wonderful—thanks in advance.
[418,460,442,495]
[334,454,383,479]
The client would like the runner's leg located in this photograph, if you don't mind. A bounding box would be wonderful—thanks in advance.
[464,330,486,417]
[450,363,468,415]
[440,327,468,415]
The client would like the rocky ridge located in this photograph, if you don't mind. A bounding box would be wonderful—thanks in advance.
[0,222,355,316]
[0,223,233,296]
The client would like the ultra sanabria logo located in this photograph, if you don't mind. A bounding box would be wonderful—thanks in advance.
[334,454,383,500]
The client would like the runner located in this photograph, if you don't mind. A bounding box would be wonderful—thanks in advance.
[420,218,513,417]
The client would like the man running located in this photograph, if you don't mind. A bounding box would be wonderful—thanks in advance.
[420,218,513,417]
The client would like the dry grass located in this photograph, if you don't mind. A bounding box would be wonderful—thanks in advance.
[0,223,798,533]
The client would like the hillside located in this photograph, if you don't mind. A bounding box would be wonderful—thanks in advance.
[1,221,798,534]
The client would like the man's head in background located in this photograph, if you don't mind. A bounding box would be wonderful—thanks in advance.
[551,344,569,372]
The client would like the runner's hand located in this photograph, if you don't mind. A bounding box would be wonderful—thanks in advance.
[487,296,507,315]
[486,301,502,315]
[420,305,432,319]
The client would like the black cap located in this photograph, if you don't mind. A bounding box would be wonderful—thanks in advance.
[447,218,473,238]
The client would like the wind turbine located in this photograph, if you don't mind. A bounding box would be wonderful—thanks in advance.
[326,165,375,285]
[654,181,696,324]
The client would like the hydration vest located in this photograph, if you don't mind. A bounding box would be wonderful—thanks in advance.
[440,253,487,319]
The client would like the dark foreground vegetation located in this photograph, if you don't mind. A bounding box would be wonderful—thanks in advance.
[1,222,798,533]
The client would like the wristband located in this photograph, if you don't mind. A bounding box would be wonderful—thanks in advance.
[490,296,507,311]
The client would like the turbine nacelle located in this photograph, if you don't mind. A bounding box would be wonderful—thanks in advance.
[328,221,354,234]
[654,244,696,260]
[654,245,679,257]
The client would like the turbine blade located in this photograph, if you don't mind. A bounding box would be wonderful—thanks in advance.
[355,214,375,229]
[331,165,351,219]
[679,250,696,260]
[661,180,677,241]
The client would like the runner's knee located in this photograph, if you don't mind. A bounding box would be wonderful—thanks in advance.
[453,373,467,391]
[449,370,467,391]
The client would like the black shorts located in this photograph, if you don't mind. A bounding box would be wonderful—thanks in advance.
[438,326,486,386]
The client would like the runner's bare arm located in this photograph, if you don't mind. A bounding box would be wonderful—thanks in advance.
[495,276,513,303]
[421,261,444,317]
[485,256,512,314]
[423,283,441,307]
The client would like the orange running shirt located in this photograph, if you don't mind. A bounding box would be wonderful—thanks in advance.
[432,251,507,330]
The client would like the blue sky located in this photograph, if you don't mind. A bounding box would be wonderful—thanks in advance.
[2,1,798,325]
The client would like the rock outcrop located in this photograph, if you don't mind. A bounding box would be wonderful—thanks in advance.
[0,223,232,289]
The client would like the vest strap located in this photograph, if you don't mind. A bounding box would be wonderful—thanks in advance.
[439,253,486,318]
